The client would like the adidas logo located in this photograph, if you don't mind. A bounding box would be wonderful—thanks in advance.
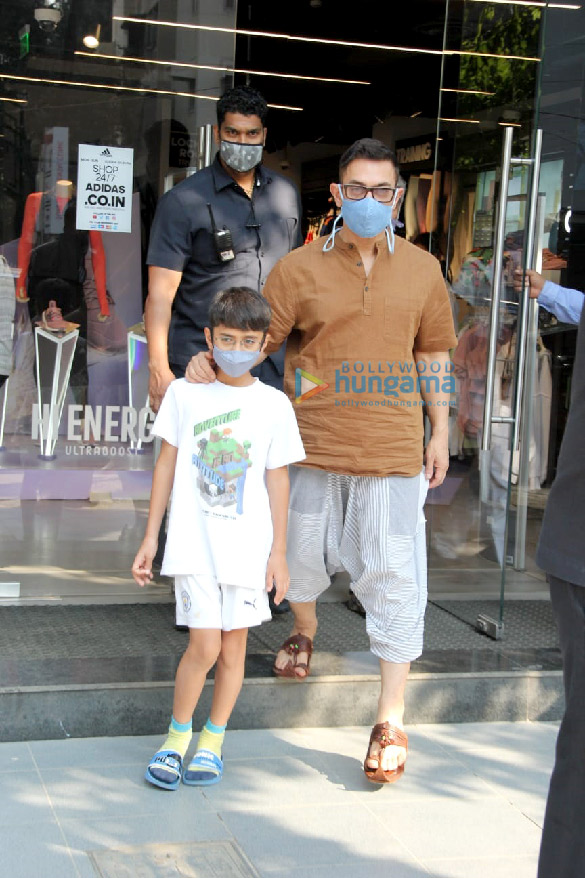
[100,148,112,156]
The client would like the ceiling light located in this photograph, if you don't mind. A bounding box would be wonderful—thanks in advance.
[410,110,422,117]
[439,117,481,123]
[0,96,27,103]
[441,87,495,96]
[74,50,370,85]
[113,16,541,61]
[469,0,580,8]
[83,24,101,49]
[0,73,302,111]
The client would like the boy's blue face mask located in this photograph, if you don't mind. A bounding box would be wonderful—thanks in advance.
[213,347,261,377]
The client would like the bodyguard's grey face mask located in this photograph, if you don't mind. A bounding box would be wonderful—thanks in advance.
[220,140,263,173]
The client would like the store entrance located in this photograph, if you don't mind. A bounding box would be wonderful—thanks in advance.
[424,2,585,631]
[1,1,583,609]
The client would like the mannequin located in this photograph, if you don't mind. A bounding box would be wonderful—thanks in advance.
[16,183,98,408]
[0,255,15,387]
[16,181,109,320]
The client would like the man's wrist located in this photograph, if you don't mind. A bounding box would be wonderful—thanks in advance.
[429,422,449,437]
[149,360,171,376]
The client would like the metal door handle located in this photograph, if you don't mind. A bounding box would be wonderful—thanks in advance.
[512,128,543,451]
[482,126,514,451]
[481,126,543,451]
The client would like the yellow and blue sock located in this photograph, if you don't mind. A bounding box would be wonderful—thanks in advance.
[182,718,226,784]
[196,717,226,759]
[161,716,192,758]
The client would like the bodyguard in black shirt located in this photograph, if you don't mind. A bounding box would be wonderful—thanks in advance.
[145,86,302,411]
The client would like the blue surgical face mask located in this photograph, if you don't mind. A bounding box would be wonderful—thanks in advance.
[213,346,261,377]
[323,186,399,254]
[341,194,394,239]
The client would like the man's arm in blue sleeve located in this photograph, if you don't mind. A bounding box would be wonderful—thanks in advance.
[538,280,584,325]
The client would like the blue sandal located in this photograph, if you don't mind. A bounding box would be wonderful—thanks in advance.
[145,749,183,790]
[183,749,223,786]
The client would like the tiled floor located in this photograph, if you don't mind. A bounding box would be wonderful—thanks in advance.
[0,722,556,878]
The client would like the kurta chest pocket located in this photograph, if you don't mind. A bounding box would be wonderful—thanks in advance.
[384,301,419,342]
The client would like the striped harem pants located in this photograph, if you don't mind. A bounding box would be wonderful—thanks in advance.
[286,465,429,663]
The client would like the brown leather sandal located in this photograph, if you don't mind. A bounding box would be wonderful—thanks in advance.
[272,634,313,679]
[364,722,408,784]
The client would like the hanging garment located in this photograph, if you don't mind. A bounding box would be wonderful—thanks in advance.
[17,192,110,316]
[450,189,475,284]
[425,170,441,234]
[403,175,419,241]
[416,175,431,234]
[0,256,16,377]
[451,246,494,307]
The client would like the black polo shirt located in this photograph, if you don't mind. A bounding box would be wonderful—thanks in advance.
[146,155,302,373]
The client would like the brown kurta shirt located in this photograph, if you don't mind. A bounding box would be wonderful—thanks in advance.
[263,232,457,477]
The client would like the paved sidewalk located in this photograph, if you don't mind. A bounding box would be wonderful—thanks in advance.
[0,722,556,878]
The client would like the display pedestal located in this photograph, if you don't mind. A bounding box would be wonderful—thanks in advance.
[127,323,149,454]
[35,326,79,460]
[0,377,8,451]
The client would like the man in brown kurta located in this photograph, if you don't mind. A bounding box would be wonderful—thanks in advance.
[187,138,457,782]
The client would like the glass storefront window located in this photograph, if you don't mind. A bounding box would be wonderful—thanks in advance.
[0,1,236,601]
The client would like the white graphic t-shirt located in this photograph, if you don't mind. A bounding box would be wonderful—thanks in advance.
[152,378,305,588]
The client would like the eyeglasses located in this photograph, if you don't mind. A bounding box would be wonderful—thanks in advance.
[340,184,398,204]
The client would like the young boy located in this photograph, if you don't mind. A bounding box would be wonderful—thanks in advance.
[132,286,305,790]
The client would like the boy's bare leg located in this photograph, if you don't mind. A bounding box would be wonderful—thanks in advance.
[365,660,410,772]
[172,628,222,724]
[209,628,249,726]
[273,600,318,678]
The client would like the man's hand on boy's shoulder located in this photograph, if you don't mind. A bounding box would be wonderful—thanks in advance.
[266,550,290,606]
[185,350,217,384]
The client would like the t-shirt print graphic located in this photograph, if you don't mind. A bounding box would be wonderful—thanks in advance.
[192,407,252,515]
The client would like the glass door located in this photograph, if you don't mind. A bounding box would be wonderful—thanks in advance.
[424,0,549,634]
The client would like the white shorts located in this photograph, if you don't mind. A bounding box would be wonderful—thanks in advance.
[174,574,271,631]
[286,466,429,663]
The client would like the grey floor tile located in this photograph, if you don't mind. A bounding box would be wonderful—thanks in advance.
[504,790,547,829]
[0,823,79,878]
[365,798,541,860]
[260,863,431,878]
[417,721,558,753]
[0,770,54,825]
[42,762,213,821]
[0,741,35,772]
[282,725,496,800]
[280,725,447,760]
[59,810,231,853]
[317,745,497,801]
[422,855,539,878]
[220,729,309,760]
[219,803,416,872]
[449,746,554,801]
[68,850,102,878]
[29,734,162,770]
[201,754,353,811]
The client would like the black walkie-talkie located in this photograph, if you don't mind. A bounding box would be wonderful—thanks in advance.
[207,203,235,262]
